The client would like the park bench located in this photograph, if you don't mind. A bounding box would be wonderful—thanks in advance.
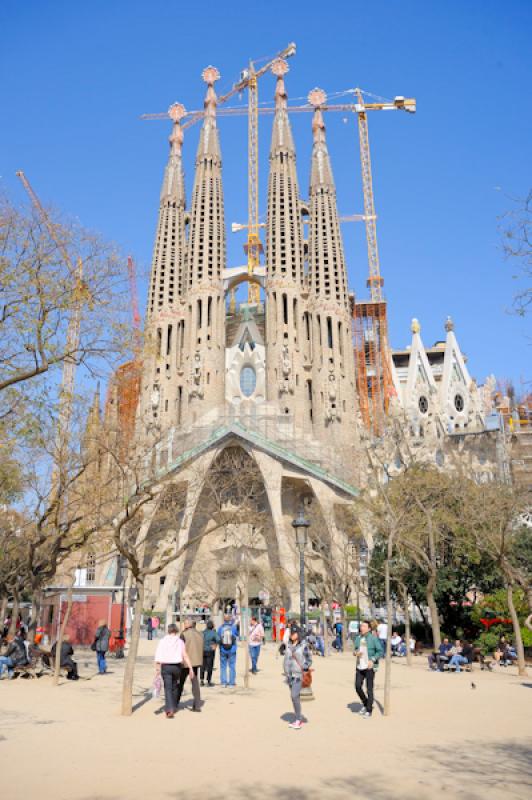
[12,651,43,679]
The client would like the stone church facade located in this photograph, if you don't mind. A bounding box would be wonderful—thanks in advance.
[83,61,504,618]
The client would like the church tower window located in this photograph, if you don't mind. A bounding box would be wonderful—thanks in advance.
[240,366,256,397]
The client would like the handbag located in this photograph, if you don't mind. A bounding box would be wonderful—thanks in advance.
[90,641,97,652]
[151,673,162,700]
[293,648,313,688]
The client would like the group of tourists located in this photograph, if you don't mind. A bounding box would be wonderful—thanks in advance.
[0,618,112,680]
[427,634,518,672]
[154,613,266,718]
[153,613,384,728]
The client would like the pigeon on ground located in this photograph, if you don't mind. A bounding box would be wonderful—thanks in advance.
[471,682,476,689]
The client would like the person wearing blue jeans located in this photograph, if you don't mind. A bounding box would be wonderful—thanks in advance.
[449,640,473,673]
[0,633,28,678]
[248,616,265,674]
[449,653,467,672]
[0,655,14,678]
[218,613,239,687]
[94,621,111,675]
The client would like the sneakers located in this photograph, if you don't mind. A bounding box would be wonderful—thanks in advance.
[362,710,372,719]
[288,720,303,730]
[200,680,205,687]
[358,707,367,716]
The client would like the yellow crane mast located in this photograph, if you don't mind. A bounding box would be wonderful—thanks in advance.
[142,43,296,308]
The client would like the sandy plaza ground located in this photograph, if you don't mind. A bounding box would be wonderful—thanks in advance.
[0,638,531,800]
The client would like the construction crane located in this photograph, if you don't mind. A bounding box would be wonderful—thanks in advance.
[16,170,85,487]
[238,45,297,304]
[141,80,415,434]
[127,255,141,333]
[143,44,296,306]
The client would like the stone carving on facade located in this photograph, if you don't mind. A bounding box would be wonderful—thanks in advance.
[279,344,294,395]
[189,350,204,399]
[325,370,339,423]
[480,375,497,414]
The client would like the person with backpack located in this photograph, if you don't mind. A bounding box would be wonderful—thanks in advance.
[93,619,111,674]
[217,613,239,687]
[283,624,312,730]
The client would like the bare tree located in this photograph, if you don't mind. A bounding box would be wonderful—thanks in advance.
[499,190,532,317]
[0,194,130,397]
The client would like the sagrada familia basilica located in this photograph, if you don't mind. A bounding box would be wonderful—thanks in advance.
[81,59,505,618]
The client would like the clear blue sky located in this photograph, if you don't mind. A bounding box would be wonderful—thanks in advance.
[1,1,530,391]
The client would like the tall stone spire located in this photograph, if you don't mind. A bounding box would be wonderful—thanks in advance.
[183,66,226,423]
[148,102,187,317]
[140,102,189,435]
[306,89,357,439]
[308,89,348,308]
[266,58,304,284]
[265,58,306,424]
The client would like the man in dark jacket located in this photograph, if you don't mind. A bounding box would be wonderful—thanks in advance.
[200,620,219,687]
[51,635,79,680]
[94,620,111,674]
[428,638,452,671]
[176,618,203,711]
[0,633,28,678]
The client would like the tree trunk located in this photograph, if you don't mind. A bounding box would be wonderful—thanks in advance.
[241,581,250,690]
[8,592,19,638]
[340,603,347,652]
[28,589,43,644]
[383,553,393,716]
[426,572,441,649]
[402,584,413,667]
[0,595,7,630]
[321,602,329,657]
[506,582,527,677]
[53,586,73,686]
[121,579,145,716]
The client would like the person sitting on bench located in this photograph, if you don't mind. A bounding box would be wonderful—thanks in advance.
[51,634,79,680]
[428,638,452,670]
[0,632,29,679]
[449,639,473,673]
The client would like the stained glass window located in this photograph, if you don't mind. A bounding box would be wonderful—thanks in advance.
[240,366,256,397]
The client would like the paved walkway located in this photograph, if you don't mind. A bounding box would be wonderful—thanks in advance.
[0,639,531,799]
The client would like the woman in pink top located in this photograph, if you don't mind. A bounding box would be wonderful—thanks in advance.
[249,616,265,674]
[155,623,194,718]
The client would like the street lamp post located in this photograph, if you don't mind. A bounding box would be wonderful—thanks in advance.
[291,507,310,627]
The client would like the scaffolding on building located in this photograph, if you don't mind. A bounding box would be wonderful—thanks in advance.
[353,300,394,435]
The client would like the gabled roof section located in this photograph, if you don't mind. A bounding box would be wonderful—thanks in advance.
[439,316,472,404]
[227,315,264,350]
[405,318,438,401]
[157,422,358,497]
